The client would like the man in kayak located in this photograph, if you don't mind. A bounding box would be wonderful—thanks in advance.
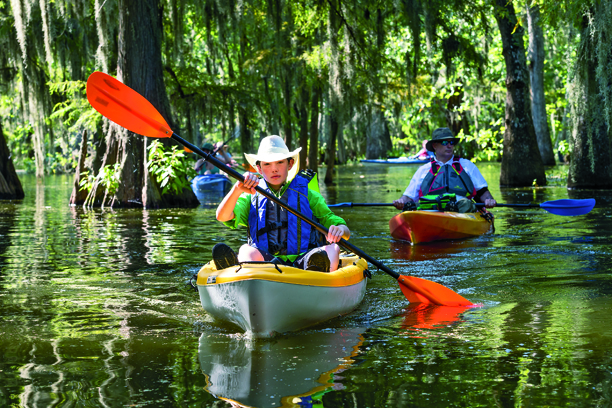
[411,140,435,160]
[194,142,233,175]
[214,135,350,272]
[393,127,497,212]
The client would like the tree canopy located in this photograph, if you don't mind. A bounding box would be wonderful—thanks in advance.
[0,0,609,205]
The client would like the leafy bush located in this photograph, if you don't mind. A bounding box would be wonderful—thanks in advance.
[49,81,101,133]
[147,140,196,195]
[544,166,568,186]
[79,163,120,197]
[557,140,571,157]
[459,119,504,162]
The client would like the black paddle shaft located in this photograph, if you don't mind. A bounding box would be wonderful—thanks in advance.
[171,133,401,280]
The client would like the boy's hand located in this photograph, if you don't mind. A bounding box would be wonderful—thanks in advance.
[327,225,346,243]
[236,172,259,194]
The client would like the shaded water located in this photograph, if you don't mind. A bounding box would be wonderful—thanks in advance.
[1,164,612,407]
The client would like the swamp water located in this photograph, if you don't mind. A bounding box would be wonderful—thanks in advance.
[0,163,611,407]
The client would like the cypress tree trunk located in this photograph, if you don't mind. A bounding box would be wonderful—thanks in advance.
[238,104,251,156]
[0,120,25,199]
[527,4,555,165]
[568,115,612,188]
[337,127,346,164]
[366,107,392,159]
[297,85,309,169]
[324,114,339,184]
[70,130,89,205]
[325,0,342,184]
[95,0,196,208]
[308,84,320,170]
[282,67,294,149]
[567,6,612,188]
[263,76,280,135]
[445,86,475,158]
[493,0,546,187]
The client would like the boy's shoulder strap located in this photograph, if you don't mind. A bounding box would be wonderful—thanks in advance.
[297,168,320,194]
[297,168,316,182]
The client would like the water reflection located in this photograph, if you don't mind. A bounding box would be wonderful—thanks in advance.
[400,303,473,334]
[198,328,364,407]
[2,168,612,406]
[388,238,490,262]
[0,203,16,261]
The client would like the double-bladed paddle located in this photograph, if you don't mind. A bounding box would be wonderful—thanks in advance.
[86,71,472,307]
[476,199,595,216]
[329,199,596,216]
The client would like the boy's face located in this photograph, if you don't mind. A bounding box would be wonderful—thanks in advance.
[257,159,294,190]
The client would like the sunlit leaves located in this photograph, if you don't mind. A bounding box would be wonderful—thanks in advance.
[48,80,100,133]
[147,140,196,196]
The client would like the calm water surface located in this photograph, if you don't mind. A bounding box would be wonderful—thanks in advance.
[1,163,611,407]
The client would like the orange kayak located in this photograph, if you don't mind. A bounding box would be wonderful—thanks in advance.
[389,211,493,244]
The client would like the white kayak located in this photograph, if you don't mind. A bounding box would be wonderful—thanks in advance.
[195,254,369,338]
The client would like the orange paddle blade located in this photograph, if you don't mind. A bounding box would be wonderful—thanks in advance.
[184,146,194,153]
[86,71,172,138]
[241,162,257,173]
[397,275,473,306]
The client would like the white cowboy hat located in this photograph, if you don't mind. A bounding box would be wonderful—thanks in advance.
[244,135,302,180]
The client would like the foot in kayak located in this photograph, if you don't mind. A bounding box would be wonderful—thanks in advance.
[212,243,239,270]
[305,250,331,272]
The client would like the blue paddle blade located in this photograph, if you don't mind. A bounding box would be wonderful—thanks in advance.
[539,198,595,216]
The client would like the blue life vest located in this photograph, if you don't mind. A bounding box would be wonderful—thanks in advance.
[248,173,321,255]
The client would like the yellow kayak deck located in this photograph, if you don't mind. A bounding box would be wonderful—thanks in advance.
[197,253,368,288]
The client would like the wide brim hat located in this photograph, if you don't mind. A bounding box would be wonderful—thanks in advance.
[244,135,302,180]
[201,142,214,152]
[426,128,461,152]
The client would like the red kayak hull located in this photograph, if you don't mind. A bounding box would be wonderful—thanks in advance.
[389,211,493,244]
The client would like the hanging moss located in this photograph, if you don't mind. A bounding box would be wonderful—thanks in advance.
[94,0,111,72]
[567,1,612,174]
[39,0,53,68]
[10,0,28,62]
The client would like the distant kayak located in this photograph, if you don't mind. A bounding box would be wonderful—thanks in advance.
[389,210,493,244]
[191,174,232,205]
[360,157,429,165]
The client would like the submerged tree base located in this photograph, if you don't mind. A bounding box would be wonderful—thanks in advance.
[0,121,24,200]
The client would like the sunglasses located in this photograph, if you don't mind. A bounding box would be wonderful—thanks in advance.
[436,140,457,146]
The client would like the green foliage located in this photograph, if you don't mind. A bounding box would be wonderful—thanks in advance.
[4,123,34,171]
[0,0,589,179]
[459,119,505,162]
[47,151,78,174]
[147,140,196,196]
[557,140,571,157]
[544,166,569,186]
[79,163,120,197]
[49,81,101,133]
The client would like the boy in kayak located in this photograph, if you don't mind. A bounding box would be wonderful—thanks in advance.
[393,127,497,213]
[214,135,350,272]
